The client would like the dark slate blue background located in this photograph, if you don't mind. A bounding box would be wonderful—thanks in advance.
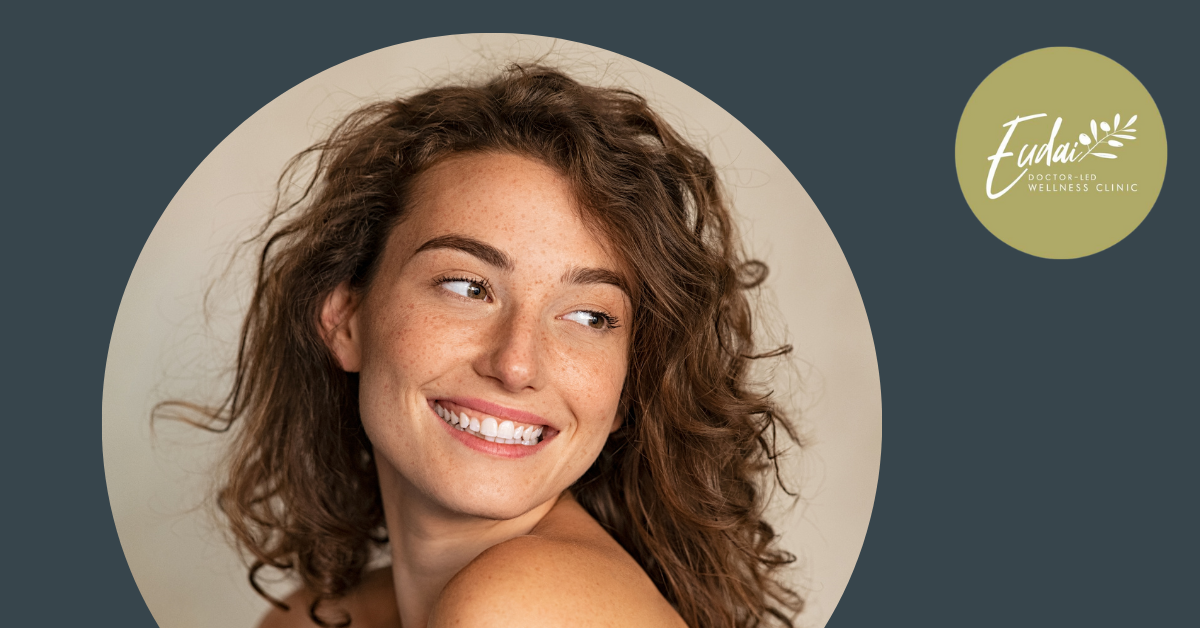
[3,2,1195,626]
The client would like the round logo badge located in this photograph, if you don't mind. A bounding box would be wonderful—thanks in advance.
[955,47,1167,259]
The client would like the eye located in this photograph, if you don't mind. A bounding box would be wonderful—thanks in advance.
[562,310,620,331]
[439,278,490,301]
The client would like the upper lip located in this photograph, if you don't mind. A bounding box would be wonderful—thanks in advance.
[435,396,553,428]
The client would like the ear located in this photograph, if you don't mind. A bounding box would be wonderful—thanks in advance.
[609,413,623,434]
[320,281,362,373]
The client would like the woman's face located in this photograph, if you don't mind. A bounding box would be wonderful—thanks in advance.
[325,152,631,520]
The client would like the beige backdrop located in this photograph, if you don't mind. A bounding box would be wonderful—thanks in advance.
[103,34,882,628]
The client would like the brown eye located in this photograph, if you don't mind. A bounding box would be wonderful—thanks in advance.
[441,279,489,301]
[563,310,617,330]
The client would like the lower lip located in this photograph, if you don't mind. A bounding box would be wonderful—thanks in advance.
[432,404,550,459]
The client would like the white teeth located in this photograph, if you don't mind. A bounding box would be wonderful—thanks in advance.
[434,402,542,446]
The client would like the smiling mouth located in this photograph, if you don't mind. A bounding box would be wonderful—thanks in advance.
[433,400,545,445]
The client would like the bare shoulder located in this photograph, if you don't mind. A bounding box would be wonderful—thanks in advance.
[429,496,686,628]
[257,567,399,628]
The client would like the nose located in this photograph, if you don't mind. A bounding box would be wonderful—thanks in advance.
[474,307,545,392]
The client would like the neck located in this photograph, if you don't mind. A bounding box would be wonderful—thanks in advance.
[377,460,559,628]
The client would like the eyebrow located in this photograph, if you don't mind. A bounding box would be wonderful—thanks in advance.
[562,266,630,298]
[414,233,629,297]
[414,234,513,271]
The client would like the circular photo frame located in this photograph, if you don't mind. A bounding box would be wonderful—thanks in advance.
[102,34,881,628]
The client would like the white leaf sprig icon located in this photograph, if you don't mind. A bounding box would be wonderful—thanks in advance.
[1082,114,1137,160]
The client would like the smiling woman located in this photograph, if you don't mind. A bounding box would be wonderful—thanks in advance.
[312,152,659,627]
[336,154,632,488]
[152,64,809,628]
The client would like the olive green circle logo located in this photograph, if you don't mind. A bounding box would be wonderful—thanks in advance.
[955,47,1167,259]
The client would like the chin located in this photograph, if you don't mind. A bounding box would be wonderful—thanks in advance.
[425,477,557,521]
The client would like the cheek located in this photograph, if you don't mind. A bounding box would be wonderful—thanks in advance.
[359,302,468,392]
[555,341,628,430]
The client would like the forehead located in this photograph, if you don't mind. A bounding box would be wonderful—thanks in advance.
[413,151,575,224]
[396,152,623,273]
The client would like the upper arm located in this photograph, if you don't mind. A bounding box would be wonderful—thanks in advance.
[428,537,678,628]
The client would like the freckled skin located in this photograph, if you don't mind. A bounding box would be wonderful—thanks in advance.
[344,152,630,521]
[300,153,677,628]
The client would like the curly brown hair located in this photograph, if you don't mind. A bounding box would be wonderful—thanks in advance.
[164,64,803,628]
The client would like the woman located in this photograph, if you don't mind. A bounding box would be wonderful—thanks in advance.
[177,65,802,628]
